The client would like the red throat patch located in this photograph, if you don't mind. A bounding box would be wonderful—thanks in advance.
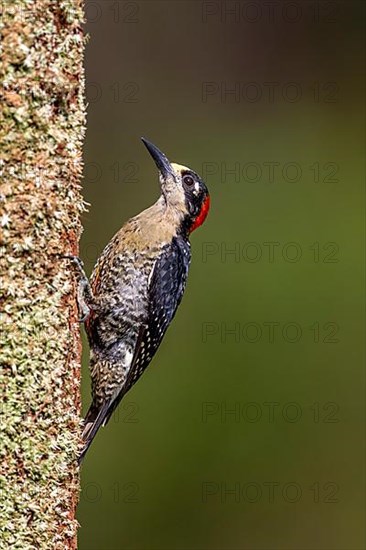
[189,195,210,233]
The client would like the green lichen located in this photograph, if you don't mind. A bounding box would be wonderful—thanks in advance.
[0,1,86,548]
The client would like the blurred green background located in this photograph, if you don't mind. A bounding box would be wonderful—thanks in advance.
[78,1,365,549]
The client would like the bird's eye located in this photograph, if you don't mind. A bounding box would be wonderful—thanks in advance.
[183,175,194,186]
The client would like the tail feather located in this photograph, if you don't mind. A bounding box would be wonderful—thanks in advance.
[79,402,112,463]
[79,375,136,463]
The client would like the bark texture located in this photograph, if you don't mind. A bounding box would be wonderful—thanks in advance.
[0,1,86,547]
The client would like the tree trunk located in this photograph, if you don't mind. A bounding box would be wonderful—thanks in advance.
[1,1,85,547]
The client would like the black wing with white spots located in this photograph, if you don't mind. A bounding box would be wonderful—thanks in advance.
[148,236,191,342]
[125,235,191,389]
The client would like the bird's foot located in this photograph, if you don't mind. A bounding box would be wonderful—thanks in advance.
[63,255,95,323]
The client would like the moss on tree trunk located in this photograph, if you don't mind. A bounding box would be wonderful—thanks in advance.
[1,1,86,547]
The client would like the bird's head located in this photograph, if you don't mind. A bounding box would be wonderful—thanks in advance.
[141,137,210,234]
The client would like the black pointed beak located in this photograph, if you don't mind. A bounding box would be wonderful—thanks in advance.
[141,137,175,180]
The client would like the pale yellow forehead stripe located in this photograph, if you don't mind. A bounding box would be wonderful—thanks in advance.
[171,162,190,173]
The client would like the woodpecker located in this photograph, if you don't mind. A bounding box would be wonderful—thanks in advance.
[71,138,210,461]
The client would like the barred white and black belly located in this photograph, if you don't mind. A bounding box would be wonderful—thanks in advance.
[85,235,191,410]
